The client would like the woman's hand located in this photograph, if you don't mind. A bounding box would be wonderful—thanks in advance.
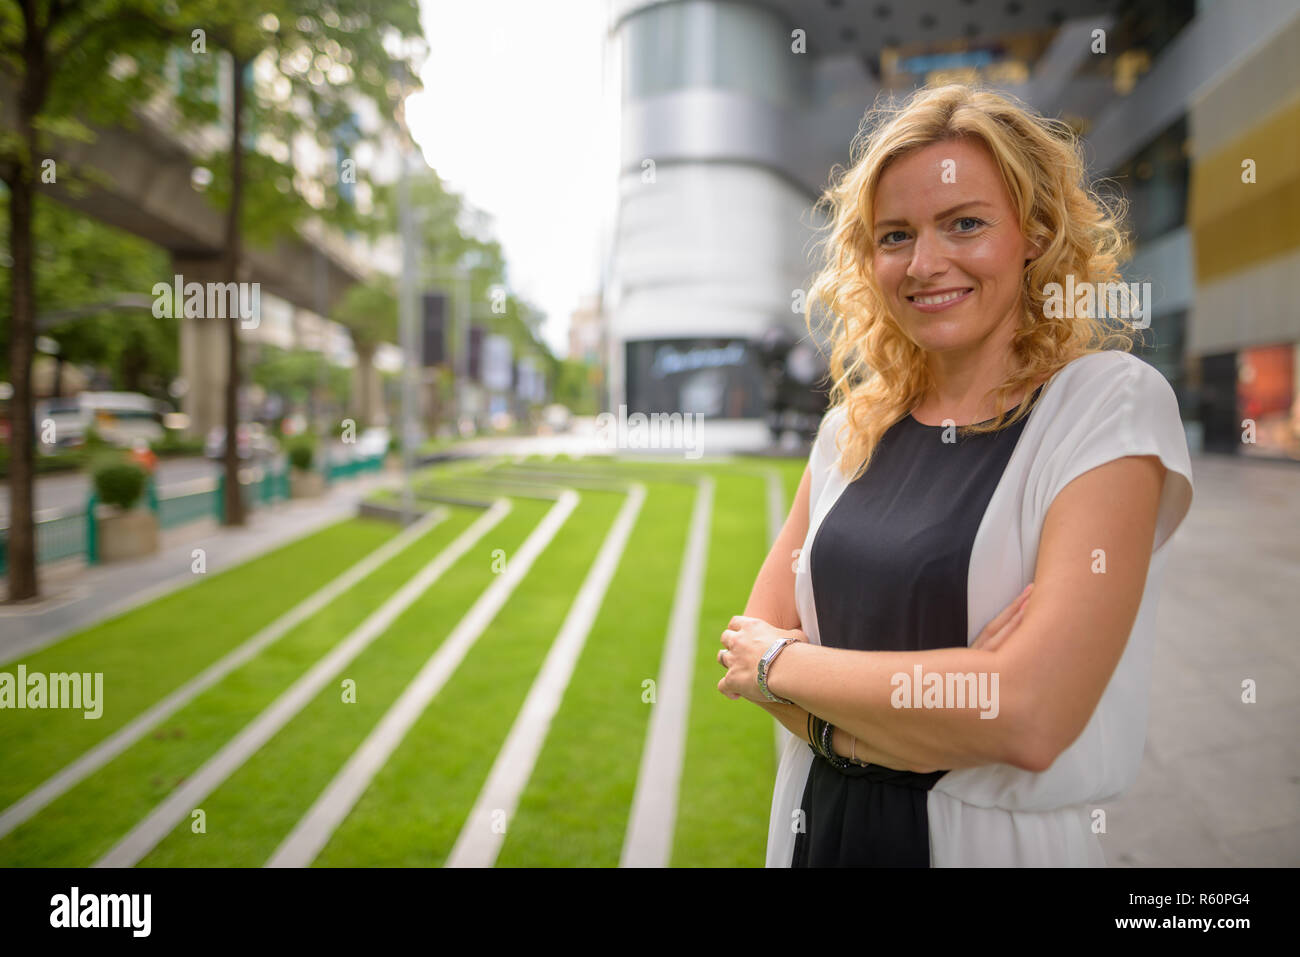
[970,582,1034,652]
[717,616,807,703]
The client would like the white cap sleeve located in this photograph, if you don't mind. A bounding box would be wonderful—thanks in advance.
[808,404,848,515]
[1038,353,1194,554]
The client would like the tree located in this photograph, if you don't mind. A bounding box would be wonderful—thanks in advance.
[0,0,173,600]
[330,273,395,428]
[371,167,557,430]
[249,343,349,425]
[163,0,423,527]
[0,190,174,396]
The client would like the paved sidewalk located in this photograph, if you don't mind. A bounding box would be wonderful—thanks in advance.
[1097,452,1300,866]
[0,470,402,665]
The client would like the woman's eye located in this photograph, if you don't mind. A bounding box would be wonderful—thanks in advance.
[954,217,985,232]
[879,230,908,245]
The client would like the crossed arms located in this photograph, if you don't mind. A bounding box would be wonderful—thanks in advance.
[721,454,1165,773]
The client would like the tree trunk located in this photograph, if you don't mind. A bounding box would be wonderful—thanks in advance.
[4,24,48,601]
[354,340,376,428]
[222,54,247,526]
[5,151,38,601]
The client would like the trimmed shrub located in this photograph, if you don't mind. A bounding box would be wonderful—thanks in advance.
[93,459,148,510]
[288,435,316,471]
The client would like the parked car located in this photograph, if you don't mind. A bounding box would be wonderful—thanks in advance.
[352,426,391,459]
[34,392,166,452]
[542,404,572,433]
[204,423,280,461]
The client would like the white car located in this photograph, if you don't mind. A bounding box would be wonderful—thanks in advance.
[353,426,391,459]
[35,392,165,451]
[541,404,572,433]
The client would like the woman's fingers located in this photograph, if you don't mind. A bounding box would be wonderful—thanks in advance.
[972,583,1033,650]
[982,605,1027,654]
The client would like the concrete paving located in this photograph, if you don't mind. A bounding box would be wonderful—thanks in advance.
[1096,452,1300,867]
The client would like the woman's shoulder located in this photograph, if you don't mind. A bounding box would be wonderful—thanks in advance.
[1049,349,1168,395]
[1037,350,1179,428]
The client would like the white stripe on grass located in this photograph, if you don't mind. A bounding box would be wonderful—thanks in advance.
[0,507,450,842]
[445,483,646,868]
[619,477,713,868]
[93,500,512,868]
[266,490,580,868]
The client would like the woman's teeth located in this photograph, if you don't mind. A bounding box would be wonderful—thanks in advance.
[910,290,970,305]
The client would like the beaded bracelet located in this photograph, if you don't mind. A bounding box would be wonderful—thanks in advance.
[821,720,853,770]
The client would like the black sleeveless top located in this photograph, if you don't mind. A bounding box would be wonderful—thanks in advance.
[792,386,1044,867]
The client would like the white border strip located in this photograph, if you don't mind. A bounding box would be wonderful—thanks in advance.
[619,477,713,868]
[446,484,646,867]
[93,500,512,868]
[0,507,449,841]
[266,491,580,868]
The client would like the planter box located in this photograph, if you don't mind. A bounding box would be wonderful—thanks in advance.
[290,469,326,499]
[98,506,159,563]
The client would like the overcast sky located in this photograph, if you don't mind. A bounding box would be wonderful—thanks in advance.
[405,0,615,359]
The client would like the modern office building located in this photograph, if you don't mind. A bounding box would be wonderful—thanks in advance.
[603,0,1300,460]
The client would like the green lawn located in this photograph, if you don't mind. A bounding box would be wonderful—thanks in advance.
[0,516,399,811]
[142,500,541,867]
[496,478,695,866]
[0,454,806,867]
[314,488,623,866]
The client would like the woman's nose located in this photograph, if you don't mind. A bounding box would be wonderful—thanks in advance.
[906,230,947,281]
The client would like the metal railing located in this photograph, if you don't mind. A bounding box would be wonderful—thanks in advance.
[1,451,387,574]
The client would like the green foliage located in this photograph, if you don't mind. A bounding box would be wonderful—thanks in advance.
[250,343,350,412]
[553,359,598,415]
[151,431,205,457]
[165,0,427,249]
[0,443,82,479]
[287,434,316,471]
[373,168,556,372]
[332,274,397,351]
[0,193,174,387]
[92,458,148,510]
[82,426,111,453]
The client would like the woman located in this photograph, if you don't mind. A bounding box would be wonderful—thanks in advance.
[716,85,1194,867]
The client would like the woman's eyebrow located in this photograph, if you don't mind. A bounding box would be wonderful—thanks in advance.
[874,200,995,230]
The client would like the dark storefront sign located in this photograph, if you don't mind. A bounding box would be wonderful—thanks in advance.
[625,337,764,418]
[421,292,447,367]
[467,325,484,382]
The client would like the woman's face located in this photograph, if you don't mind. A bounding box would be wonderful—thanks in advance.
[870,136,1038,358]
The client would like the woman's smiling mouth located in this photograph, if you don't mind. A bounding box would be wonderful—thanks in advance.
[906,287,973,311]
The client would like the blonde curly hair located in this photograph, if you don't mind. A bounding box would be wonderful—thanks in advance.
[805,83,1141,481]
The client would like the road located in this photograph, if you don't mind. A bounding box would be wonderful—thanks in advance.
[0,456,222,524]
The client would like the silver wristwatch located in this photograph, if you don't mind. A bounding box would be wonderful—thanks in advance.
[757,636,796,704]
